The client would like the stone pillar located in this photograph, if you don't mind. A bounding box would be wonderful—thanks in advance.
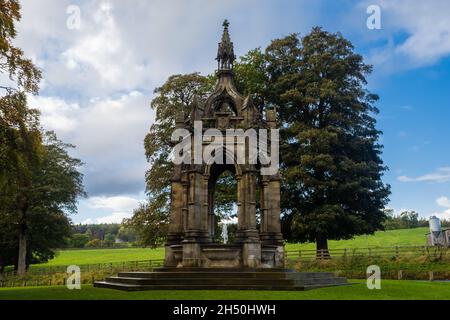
[236,169,261,267]
[164,171,185,267]
[182,171,209,267]
[207,176,216,242]
[260,176,283,245]
[259,174,284,268]
[167,179,184,244]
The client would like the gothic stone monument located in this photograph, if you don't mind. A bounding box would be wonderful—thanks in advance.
[164,20,284,269]
[94,21,348,290]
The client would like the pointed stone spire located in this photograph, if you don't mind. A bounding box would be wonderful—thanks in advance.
[216,19,236,71]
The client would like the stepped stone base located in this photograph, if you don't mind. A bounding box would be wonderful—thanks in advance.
[94,268,349,291]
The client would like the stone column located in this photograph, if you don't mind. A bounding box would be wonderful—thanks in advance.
[259,177,269,236]
[259,174,284,268]
[164,176,184,267]
[260,176,283,245]
[236,169,261,268]
[182,171,209,267]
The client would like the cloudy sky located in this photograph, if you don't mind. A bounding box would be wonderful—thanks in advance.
[14,0,450,223]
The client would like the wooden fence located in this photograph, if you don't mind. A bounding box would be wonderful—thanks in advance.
[285,245,449,261]
[0,259,165,288]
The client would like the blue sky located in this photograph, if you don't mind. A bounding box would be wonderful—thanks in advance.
[11,0,450,223]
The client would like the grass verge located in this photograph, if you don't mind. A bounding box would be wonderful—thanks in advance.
[0,280,449,300]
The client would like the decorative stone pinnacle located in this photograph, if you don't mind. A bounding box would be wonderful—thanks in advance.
[216,19,235,71]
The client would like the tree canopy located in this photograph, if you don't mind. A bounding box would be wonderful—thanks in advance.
[265,29,390,252]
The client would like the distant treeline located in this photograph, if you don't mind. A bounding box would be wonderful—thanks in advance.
[383,210,450,230]
[67,223,138,248]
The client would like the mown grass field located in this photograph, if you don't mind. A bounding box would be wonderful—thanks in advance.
[0,280,449,300]
[37,247,165,267]
[36,228,428,267]
[285,227,428,251]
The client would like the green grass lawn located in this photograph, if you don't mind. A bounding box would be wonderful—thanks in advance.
[285,227,429,251]
[0,280,449,300]
[36,247,165,267]
[35,228,428,267]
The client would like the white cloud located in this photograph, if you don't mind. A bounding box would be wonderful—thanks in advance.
[82,195,142,224]
[56,2,152,94]
[88,195,141,211]
[397,167,450,183]
[81,218,94,224]
[31,90,153,196]
[433,196,450,221]
[437,196,450,208]
[82,212,132,224]
[95,212,133,224]
[364,0,450,71]
[28,95,80,132]
[17,0,319,98]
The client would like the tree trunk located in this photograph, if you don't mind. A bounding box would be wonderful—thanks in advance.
[316,235,331,260]
[17,221,27,276]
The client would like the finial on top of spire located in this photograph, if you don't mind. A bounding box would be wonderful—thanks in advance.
[216,19,235,71]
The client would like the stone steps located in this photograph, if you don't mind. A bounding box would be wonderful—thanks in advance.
[152,267,295,273]
[116,271,336,280]
[94,269,348,291]
[103,276,346,286]
[94,281,350,291]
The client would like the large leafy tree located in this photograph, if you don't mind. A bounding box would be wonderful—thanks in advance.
[264,28,390,254]
[0,129,85,272]
[0,94,43,275]
[1,0,43,274]
[0,1,85,273]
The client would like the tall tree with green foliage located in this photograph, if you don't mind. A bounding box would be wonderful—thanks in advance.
[0,0,85,273]
[0,93,43,274]
[0,132,84,274]
[0,0,43,274]
[264,28,390,255]
[0,130,85,272]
